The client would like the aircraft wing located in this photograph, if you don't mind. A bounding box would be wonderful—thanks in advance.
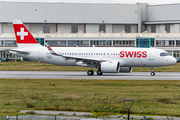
[45,43,107,64]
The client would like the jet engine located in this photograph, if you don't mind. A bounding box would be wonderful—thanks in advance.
[100,61,120,73]
[100,61,132,73]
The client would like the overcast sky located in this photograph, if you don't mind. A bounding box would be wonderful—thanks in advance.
[1,0,180,5]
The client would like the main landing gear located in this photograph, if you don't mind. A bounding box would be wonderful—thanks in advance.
[87,70,103,76]
[87,65,103,76]
[87,65,95,76]
[151,67,155,76]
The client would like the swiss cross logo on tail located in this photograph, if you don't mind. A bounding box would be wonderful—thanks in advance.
[17,28,28,40]
[13,20,39,44]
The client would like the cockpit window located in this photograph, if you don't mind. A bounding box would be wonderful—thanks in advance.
[160,52,169,56]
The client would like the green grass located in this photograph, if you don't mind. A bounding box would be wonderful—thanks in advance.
[0,79,180,117]
[0,61,180,72]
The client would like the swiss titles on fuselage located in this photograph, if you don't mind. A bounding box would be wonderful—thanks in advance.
[120,51,147,58]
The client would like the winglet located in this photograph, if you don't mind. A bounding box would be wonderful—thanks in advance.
[45,42,61,56]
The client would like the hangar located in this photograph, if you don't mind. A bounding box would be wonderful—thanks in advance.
[0,2,180,59]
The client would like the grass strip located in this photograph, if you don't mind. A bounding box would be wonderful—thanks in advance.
[0,79,180,117]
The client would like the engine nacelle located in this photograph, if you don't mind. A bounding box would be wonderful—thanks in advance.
[119,67,132,73]
[100,61,120,73]
[76,61,88,67]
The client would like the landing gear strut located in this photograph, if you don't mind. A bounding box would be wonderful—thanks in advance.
[151,67,155,76]
[87,70,94,76]
[97,70,103,75]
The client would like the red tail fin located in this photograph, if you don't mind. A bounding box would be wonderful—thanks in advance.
[13,20,38,44]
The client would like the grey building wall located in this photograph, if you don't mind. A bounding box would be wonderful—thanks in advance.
[144,4,180,33]
[156,25,165,33]
[147,4,180,22]
[106,24,112,33]
[50,24,56,33]
[1,2,180,34]
[86,24,99,33]
[112,25,124,33]
[57,24,71,33]
[146,24,180,33]
[0,2,138,24]
[1,23,13,33]
[137,3,147,33]
[146,25,151,33]
[24,24,30,31]
[174,24,180,33]
[30,24,43,33]
[78,24,85,33]
[131,25,138,33]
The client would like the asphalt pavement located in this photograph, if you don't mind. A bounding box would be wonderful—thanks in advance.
[0,71,180,80]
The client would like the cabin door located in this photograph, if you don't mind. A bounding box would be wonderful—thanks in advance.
[149,50,154,60]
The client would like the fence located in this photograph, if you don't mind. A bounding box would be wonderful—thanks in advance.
[1,115,180,120]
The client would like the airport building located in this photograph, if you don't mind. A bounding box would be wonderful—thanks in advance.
[0,2,180,59]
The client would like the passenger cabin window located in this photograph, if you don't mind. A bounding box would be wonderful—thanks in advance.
[160,52,169,56]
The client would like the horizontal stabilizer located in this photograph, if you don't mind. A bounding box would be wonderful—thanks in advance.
[9,49,30,54]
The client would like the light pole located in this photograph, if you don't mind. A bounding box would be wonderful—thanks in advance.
[123,99,134,120]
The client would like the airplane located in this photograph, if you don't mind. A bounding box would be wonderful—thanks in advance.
[9,20,177,76]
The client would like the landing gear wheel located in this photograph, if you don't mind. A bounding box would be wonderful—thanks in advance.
[150,67,155,76]
[97,70,103,75]
[87,70,94,76]
[151,72,155,76]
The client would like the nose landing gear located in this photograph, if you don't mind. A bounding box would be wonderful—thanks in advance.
[151,67,155,76]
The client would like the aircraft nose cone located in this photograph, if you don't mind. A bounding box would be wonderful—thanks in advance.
[171,57,177,64]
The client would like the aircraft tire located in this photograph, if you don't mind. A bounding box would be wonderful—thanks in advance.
[97,70,103,75]
[87,70,94,76]
[151,72,155,76]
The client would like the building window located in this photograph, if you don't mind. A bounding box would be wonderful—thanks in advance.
[71,24,78,33]
[176,40,180,46]
[68,40,89,46]
[173,51,180,58]
[90,40,111,46]
[125,24,131,33]
[113,40,134,46]
[47,40,66,46]
[43,23,50,33]
[156,40,174,46]
[35,38,44,46]
[136,38,154,48]
[5,41,17,46]
[151,25,156,33]
[99,24,106,32]
[165,24,170,33]
[0,41,3,46]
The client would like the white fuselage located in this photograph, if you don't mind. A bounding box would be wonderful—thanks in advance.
[10,46,177,67]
